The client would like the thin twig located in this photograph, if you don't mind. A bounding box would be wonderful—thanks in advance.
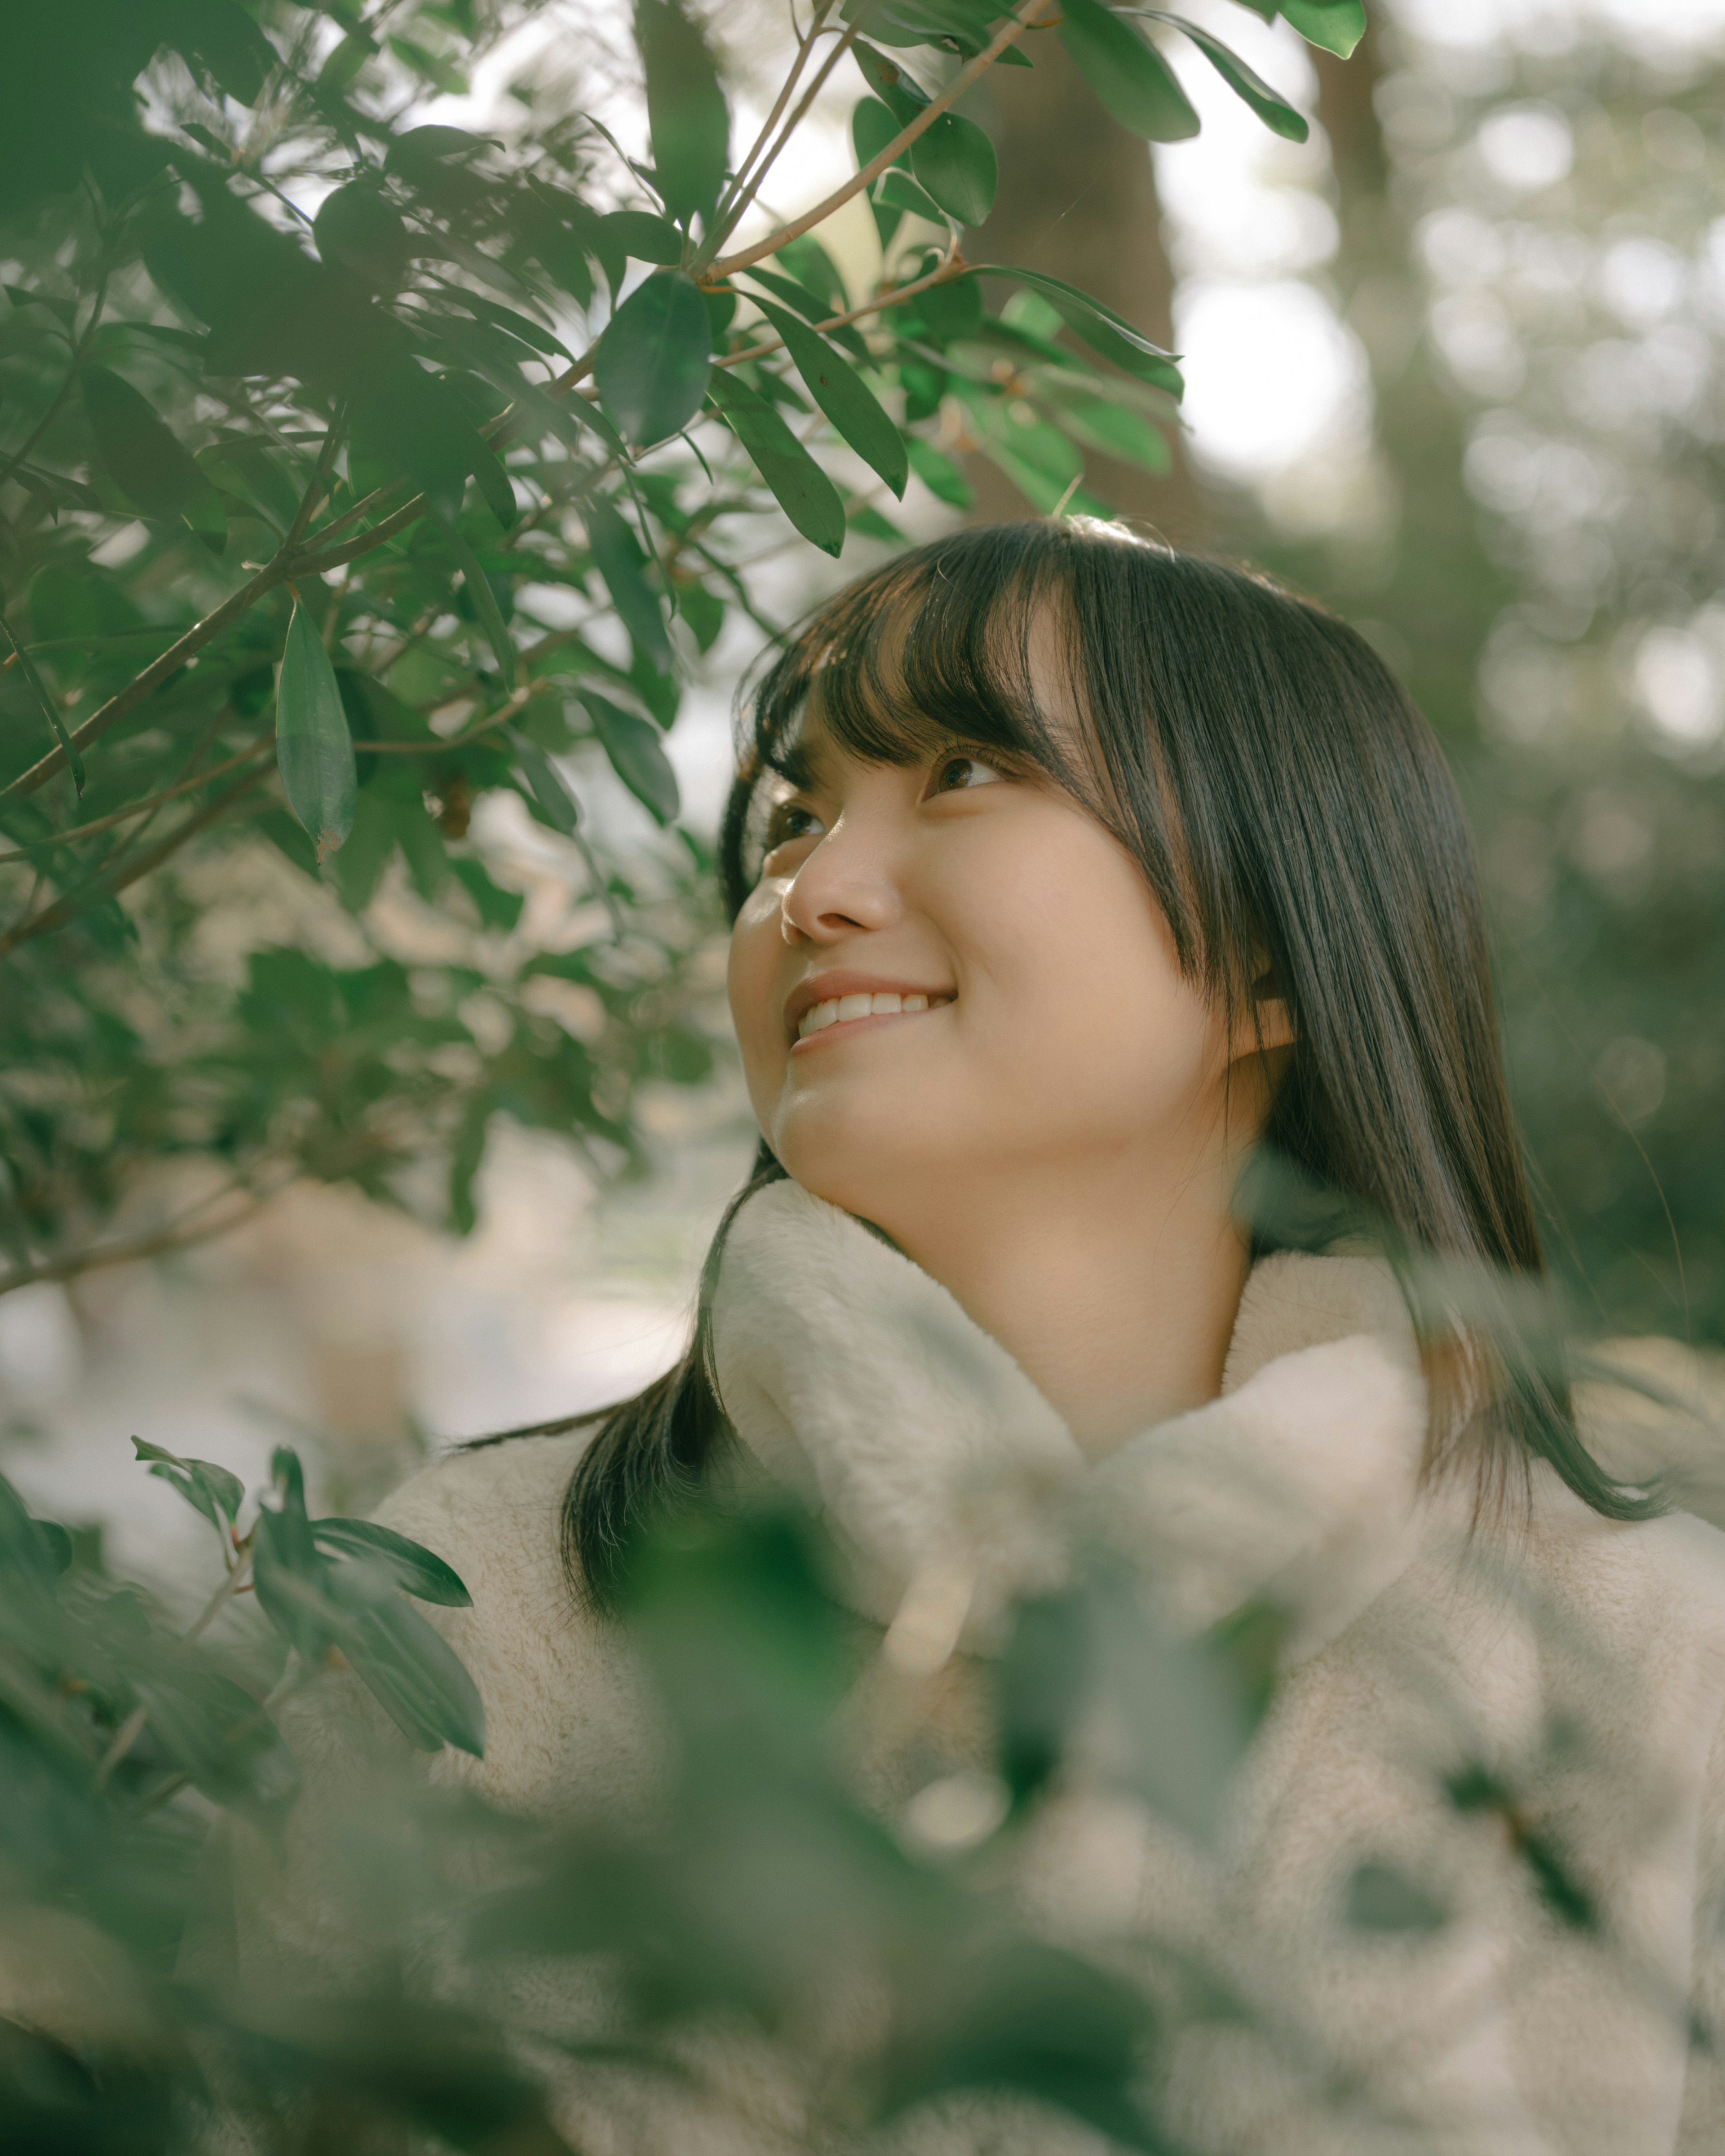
[0,273,109,500]
[0,1173,289,1302]
[0,763,274,960]
[710,0,840,237]
[0,741,275,866]
[709,9,874,254]
[707,0,1056,279]
[719,248,966,369]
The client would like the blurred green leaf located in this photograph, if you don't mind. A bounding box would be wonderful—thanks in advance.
[1133,13,1309,141]
[313,1518,473,1608]
[277,599,358,863]
[582,495,673,671]
[131,1438,245,1536]
[1278,0,1367,60]
[635,0,730,230]
[80,365,226,545]
[979,265,1184,397]
[1057,0,1199,143]
[583,692,681,825]
[510,729,580,836]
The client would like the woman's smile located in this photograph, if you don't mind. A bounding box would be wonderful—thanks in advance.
[785,970,955,1049]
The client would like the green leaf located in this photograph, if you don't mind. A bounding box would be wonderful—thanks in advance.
[741,267,870,359]
[179,0,279,105]
[635,0,730,230]
[909,112,998,225]
[583,496,674,672]
[582,692,680,825]
[600,209,684,265]
[1132,14,1308,140]
[751,299,907,497]
[876,169,949,225]
[451,858,525,931]
[313,1517,473,1606]
[1057,0,1199,142]
[852,41,932,123]
[277,599,358,864]
[134,1662,298,1818]
[131,1438,245,1535]
[252,1449,337,1662]
[1278,0,1367,60]
[509,729,580,836]
[706,370,847,557]
[594,270,713,449]
[852,95,907,173]
[1050,394,1171,472]
[313,181,411,287]
[439,519,517,689]
[906,435,973,508]
[338,1582,486,1756]
[80,365,226,545]
[449,292,572,361]
[979,265,1184,397]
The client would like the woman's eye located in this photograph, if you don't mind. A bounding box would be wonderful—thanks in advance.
[928,753,1004,797]
[763,801,824,851]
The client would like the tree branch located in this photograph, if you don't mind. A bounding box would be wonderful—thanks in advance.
[0,1175,284,1301]
[706,0,1056,279]
[719,248,967,369]
[0,763,274,959]
[709,0,841,239]
[0,740,275,866]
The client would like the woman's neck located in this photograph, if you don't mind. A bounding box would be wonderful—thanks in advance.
[871,1144,1252,1460]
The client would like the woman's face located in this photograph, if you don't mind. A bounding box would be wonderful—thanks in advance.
[727,646,1269,1233]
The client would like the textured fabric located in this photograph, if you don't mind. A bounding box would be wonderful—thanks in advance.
[227,1179,1725,2154]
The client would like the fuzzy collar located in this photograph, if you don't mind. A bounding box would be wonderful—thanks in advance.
[708,1179,1431,1665]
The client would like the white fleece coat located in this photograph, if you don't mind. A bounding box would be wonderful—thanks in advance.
[237,1180,1725,2156]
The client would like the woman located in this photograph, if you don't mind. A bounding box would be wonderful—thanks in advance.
[250,521,1725,2154]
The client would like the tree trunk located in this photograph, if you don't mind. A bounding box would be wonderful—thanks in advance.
[963,34,1205,543]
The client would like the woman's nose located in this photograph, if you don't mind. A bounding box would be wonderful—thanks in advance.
[780,819,900,944]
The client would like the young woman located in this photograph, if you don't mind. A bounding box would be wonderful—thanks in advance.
[250,520,1725,2154]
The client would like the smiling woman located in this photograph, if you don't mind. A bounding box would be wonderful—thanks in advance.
[247,518,1725,2156]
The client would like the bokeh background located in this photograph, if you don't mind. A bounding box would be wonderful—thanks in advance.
[5,0,1723,1591]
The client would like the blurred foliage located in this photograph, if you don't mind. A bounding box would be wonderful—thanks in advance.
[0,0,1355,1299]
[1220,9,1725,1345]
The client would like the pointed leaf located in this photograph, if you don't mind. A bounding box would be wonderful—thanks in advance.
[910,112,998,226]
[1133,14,1308,141]
[0,617,83,793]
[876,170,949,225]
[313,1517,473,1606]
[1279,0,1367,60]
[752,298,907,497]
[706,370,846,556]
[635,0,730,229]
[438,519,517,689]
[339,1586,487,1756]
[852,42,931,125]
[80,365,213,527]
[582,692,680,825]
[277,599,358,863]
[132,1438,245,1533]
[583,496,673,672]
[1058,0,1199,142]
[509,729,580,836]
[742,266,871,359]
[906,435,973,509]
[595,270,712,449]
[852,95,907,172]
[979,265,1184,398]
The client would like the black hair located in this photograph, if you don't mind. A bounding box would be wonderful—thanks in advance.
[510,520,1657,1613]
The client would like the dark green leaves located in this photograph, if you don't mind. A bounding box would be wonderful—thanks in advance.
[277,599,358,864]
[313,181,411,287]
[1278,0,1367,60]
[583,693,681,826]
[707,370,846,557]
[1134,13,1308,141]
[980,266,1185,397]
[1057,0,1199,143]
[909,113,997,226]
[751,299,907,497]
[80,365,226,548]
[634,0,730,230]
[583,496,673,671]
[132,1439,244,1537]
[594,270,713,449]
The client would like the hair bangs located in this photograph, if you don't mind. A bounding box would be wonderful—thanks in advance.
[721,540,1081,910]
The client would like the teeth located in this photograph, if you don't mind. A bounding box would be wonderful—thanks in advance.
[796,992,950,1040]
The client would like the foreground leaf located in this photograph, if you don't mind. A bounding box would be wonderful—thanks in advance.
[1133,13,1309,141]
[706,370,846,556]
[510,729,581,836]
[909,111,998,226]
[313,1518,474,1607]
[1279,0,1367,60]
[635,0,730,229]
[979,265,1184,398]
[583,692,681,825]
[1057,0,1199,143]
[583,496,674,670]
[277,600,357,863]
[132,1438,245,1536]
[594,270,712,448]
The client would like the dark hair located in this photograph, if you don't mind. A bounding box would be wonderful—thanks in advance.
[526,520,1657,1613]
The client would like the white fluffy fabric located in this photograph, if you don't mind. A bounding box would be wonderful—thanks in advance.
[220,1176,1725,2156]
